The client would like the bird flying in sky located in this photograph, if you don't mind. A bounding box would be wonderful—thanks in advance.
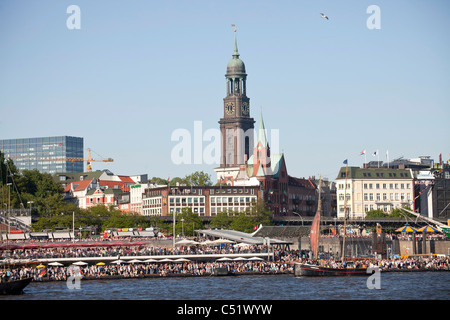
[320,13,329,20]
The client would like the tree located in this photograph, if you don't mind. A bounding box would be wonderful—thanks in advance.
[245,199,273,226]
[210,212,234,229]
[184,171,212,186]
[174,208,203,237]
[230,213,254,232]
[390,207,414,218]
[365,209,387,218]
[150,177,169,185]
[169,177,187,186]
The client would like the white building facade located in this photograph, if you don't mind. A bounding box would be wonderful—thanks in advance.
[336,167,414,219]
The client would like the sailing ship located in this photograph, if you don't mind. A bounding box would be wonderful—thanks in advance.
[295,171,368,277]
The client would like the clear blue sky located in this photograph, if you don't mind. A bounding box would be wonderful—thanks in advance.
[1,0,449,182]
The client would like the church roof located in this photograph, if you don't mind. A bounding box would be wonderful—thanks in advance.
[256,111,269,149]
[226,30,246,76]
[270,153,284,178]
[256,164,265,177]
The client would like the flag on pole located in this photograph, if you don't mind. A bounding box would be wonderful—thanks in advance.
[372,150,378,156]
[386,150,389,168]
[343,159,348,165]
[360,149,367,166]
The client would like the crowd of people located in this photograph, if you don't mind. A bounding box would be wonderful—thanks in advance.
[2,254,449,283]
[2,260,292,282]
[1,243,268,260]
[0,235,449,283]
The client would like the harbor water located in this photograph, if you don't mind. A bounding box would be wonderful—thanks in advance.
[1,272,449,300]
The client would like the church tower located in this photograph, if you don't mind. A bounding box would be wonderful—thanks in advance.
[216,28,255,183]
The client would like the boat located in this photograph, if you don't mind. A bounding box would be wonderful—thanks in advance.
[294,262,368,277]
[295,171,369,277]
[0,277,33,295]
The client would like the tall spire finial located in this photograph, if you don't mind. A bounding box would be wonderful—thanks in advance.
[231,24,239,58]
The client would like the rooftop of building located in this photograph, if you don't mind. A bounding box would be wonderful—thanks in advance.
[336,166,413,180]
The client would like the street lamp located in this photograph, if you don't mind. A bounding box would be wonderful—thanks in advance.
[27,201,34,216]
[181,218,184,236]
[293,212,304,226]
[6,183,12,234]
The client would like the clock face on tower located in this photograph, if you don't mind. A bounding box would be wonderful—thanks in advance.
[242,102,249,115]
[225,102,235,115]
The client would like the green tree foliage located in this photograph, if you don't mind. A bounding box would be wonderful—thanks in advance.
[174,208,203,237]
[365,209,387,218]
[210,212,234,229]
[184,171,212,186]
[150,177,169,185]
[365,206,415,218]
[210,199,273,233]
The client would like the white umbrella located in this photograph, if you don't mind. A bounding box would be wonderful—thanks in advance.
[48,262,64,266]
[233,257,247,261]
[200,240,215,245]
[72,261,88,265]
[157,258,174,262]
[111,260,127,264]
[143,259,159,263]
[175,239,197,245]
[216,257,232,261]
[248,257,264,261]
[127,259,142,264]
[234,242,250,247]
[174,258,190,262]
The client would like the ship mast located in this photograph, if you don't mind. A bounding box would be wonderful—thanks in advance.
[341,163,349,261]
[310,175,322,260]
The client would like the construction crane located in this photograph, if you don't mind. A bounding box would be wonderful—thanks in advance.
[8,148,113,172]
[85,148,113,172]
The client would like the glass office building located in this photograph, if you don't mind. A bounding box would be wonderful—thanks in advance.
[0,136,84,174]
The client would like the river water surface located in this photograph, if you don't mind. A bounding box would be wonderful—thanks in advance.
[1,271,449,300]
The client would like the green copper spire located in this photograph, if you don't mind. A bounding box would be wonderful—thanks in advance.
[257,110,268,148]
[226,25,246,76]
[233,28,239,58]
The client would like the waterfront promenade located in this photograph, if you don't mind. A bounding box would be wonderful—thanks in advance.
[1,249,449,283]
[1,236,449,284]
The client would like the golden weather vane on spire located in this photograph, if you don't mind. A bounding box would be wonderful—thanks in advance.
[231,24,236,32]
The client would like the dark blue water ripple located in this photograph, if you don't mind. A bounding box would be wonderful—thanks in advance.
[1,272,449,300]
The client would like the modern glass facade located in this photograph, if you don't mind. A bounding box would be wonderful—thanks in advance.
[0,136,84,174]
